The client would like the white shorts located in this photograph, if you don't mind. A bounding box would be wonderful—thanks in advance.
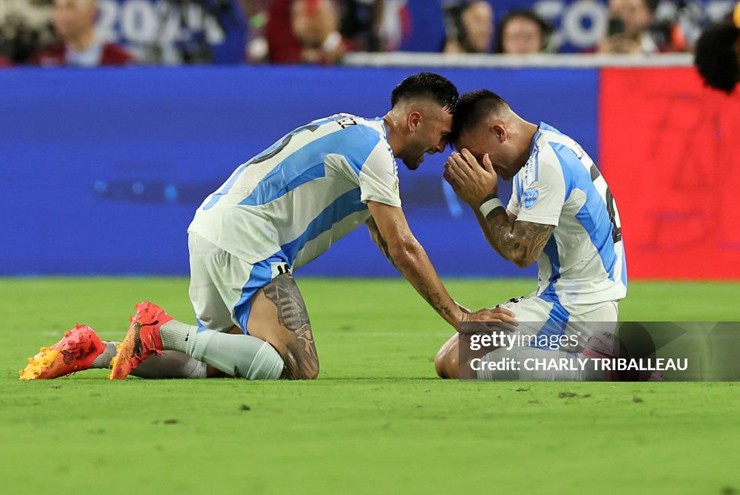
[473,294,620,381]
[188,233,290,334]
[497,293,619,349]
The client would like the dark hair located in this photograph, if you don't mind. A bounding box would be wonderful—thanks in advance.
[390,72,459,111]
[494,9,550,54]
[694,22,739,94]
[443,1,493,53]
[449,89,508,144]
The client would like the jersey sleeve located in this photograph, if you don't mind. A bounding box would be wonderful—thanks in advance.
[357,143,402,207]
[514,154,566,226]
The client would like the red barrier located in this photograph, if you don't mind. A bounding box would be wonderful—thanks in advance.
[600,67,740,279]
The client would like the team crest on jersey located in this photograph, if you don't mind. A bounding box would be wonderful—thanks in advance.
[522,188,539,209]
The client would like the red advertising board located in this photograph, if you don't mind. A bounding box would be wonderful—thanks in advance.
[600,67,740,279]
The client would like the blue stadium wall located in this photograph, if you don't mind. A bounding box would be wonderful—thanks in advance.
[0,66,597,277]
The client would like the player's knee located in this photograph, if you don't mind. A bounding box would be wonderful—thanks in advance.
[290,362,320,380]
[300,355,320,380]
[434,344,454,379]
[281,349,320,380]
[434,334,460,379]
[434,349,452,379]
[303,362,320,380]
[434,350,447,378]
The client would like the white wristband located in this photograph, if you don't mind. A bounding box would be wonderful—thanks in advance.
[479,197,503,218]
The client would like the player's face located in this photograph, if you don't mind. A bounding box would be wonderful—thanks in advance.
[401,106,453,170]
[455,123,516,180]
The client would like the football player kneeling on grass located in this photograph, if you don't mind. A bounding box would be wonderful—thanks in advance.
[434,90,627,381]
[20,73,516,382]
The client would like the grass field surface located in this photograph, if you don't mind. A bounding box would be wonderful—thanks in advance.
[1,278,739,495]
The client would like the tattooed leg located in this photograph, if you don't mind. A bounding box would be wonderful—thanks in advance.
[247,274,320,380]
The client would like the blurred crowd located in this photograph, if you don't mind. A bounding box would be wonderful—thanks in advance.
[0,0,736,67]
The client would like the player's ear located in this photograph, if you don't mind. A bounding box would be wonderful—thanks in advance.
[407,111,422,132]
[491,124,506,142]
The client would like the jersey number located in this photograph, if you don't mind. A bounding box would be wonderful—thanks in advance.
[250,123,321,165]
[590,165,622,243]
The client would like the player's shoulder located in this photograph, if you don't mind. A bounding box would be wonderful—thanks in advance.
[314,114,392,168]
[536,122,587,161]
[324,114,389,152]
[326,114,385,137]
[530,122,590,179]
[519,123,566,186]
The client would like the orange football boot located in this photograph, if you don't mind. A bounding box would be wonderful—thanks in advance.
[20,324,105,380]
[109,301,173,380]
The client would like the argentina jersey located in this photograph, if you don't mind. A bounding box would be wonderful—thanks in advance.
[188,114,400,269]
[507,123,628,313]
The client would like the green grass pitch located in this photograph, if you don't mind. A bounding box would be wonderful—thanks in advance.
[1,277,739,495]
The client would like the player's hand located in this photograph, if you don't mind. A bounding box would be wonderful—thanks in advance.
[443,149,499,207]
[458,306,518,333]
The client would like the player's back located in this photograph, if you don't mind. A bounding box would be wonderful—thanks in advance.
[188,114,399,268]
[512,123,627,312]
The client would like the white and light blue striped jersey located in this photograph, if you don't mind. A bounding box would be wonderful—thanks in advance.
[508,123,628,314]
[188,114,400,269]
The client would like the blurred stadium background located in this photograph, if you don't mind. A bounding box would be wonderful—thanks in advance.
[1,63,738,279]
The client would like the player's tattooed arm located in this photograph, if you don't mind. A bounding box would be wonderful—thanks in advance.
[444,148,554,268]
[477,207,554,268]
[366,201,465,328]
[263,274,319,380]
[417,282,455,322]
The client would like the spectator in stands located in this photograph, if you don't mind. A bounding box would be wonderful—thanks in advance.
[29,0,133,67]
[597,0,670,54]
[0,54,12,67]
[495,9,550,54]
[241,0,354,64]
[337,0,410,53]
[339,0,384,52]
[291,0,354,64]
[442,0,494,54]
[239,0,296,63]
[694,5,740,94]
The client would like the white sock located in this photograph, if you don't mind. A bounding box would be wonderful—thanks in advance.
[132,351,207,379]
[92,342,118,368]
[93,340,206,378]
[160,320,196,353]
[160,320,284,379]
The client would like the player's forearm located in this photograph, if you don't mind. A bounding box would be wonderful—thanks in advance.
[474,208,509,260]
[479,207,532,268]
[366,220,395,265]
[387,240,461,328]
